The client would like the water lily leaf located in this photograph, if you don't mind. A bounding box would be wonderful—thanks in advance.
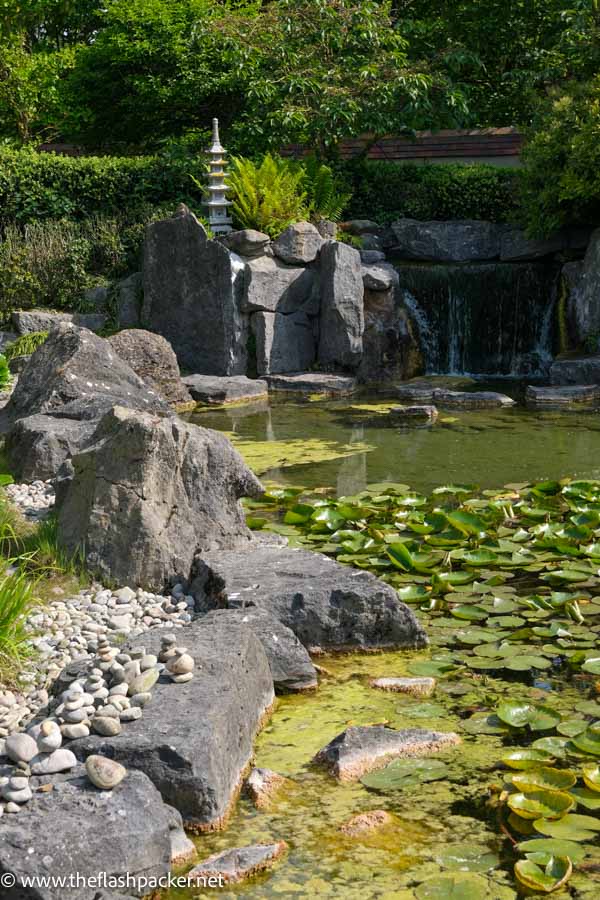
[571,786,600,810]
[501,749,556,769]
[450,604,489,622]
[436,843,499,873]
[572,723,600,755]
[462,550,499,566]
[508,811,536,834]
[387,542,416,571]
[514,855,572,893]
[462,713,506,735]
[582,763,600,792]
[283,503,315,524]
[517,838,586,863]
[531,737,569,758]
[446,510,487,537]
[556,719,588,737]
[507,790,574,820]
[361,757,449,792]
[497,702,561,732]
[505,655,552,671]
[397,585,430,602]
[534,813,600,841]
[414,872,490,900]
[511,767,576,793]
[246,516,268,530]
[581,657,600,675]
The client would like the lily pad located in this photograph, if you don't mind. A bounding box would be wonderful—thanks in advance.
[507,790,574,820]
[572,722,600,755]
[534,813,600,841]
[497,701,561,732]
[360,757,449,792]
[570,786,600,810]
[502,749,556,769]
[514,855,572,893]
[436,843,499,873]
[414,872,490,900]
[582,763,600,792]
[511,767,576,793]
[517,837,587,863]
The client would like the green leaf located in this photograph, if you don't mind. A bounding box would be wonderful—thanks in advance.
[511,767,576,793]
[497,701,561,731]
[361,757,449,792]
[534,813,600,841]
[502,749,556,769]
[446,510,487,536]
[414,872,490,900]
[507,790,574,820]
[514,855,572,893]
[517,838,586,863]
[572,722,600,755]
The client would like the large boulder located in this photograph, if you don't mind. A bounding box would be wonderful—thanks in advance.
[114,272,142,329]
[68,623,275,831]
[318,241,364,369]
[272,221,324,265]
[390,219,502,262]
[560,232,600,349]
[182,374,268,405]
[141,205,247,375]
[0,766,171,899]
[358,288,422,383]
[200,608,318,693]
[191,544,427,650]
[55,405,263,590]
[3,325,171,481]
[11,310,106,334]
[550,355,600,385]
[223,229,270,259]
[242,255,315,314]
[361,263,399,292]
[108,329,193,407]
[251,310,316,375]
[499,227,566,261]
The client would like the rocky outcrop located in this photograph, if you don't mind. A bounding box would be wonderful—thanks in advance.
[182,374,268,404]
[390,219,502,262]
[499,228,566,261]
[200,608,318,693]
[191,544,427,650]
[358,288,422,383]
[550,355,600,385]
[318,241,364,369]
[252,309,316,375]
[55,405,263,590]
[242,255,315,314]
[0,766,171,899]
[361,263,399,292]
[114,272,142,329]
[272,221,324,265]
[3,325,171,481]
[68,623,275,831]
[264,372,357,396]
[525,384,600,406]
[314,725,460,782]
[560,229,600,350]
[108,329,192,407]
[11,310,107,334]
[223,229,270,259]
[141,205,247,375]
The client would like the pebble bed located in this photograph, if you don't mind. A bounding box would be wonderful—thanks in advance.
[0,483,195,740]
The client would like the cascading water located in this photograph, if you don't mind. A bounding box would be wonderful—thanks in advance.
[396,262,559,376]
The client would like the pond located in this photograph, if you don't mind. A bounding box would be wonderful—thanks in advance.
[163,392,600,899]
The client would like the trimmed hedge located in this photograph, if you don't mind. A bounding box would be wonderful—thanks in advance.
[0,147,205,225]
[341,160,519,225]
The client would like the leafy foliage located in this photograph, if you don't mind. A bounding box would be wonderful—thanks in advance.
[0,355,11,390]
[3,331,48,361]
[227,154,308,239]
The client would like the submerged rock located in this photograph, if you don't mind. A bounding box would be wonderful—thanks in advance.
[68,624,274,831]
[370,677,436,698]
[340,810,393,836]
[187,842,288,886]
[525,384,600,406]
[244,767,290,809]
[0,766,170,899]
[183,374,268,405]
[191,544,427,650]
[314,725,460,782]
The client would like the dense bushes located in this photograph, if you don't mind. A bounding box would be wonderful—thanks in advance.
[0,147,205,225]
[519,79,600,237]
[342,161,519,224]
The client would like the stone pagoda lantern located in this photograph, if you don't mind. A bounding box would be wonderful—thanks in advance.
[205,118,232,235]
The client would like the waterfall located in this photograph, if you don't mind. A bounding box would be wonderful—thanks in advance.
[395,262,559,376]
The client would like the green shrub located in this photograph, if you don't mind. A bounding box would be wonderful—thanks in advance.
[341,160,518,225]
[0,355,10,390]
[0,567,36,679]
[4,331,48,361]
[519,79,600,237]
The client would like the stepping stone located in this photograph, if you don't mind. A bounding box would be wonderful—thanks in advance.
[67,624,275,831]
[432,389,515,409]
[370,676,436,697]
[264,372,357,396]
[340,810,393,836]
[388,405,438,424]
[526,384,600,406]
[182,374,268,405]
[314,725,460,782]
[244,767,290,809]
[191,545,427,651]
[549,356,600,386]
[200,608,318,693]
[0,766,170,899]
[187,841,288,886]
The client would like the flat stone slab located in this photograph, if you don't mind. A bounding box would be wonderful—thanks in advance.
[191,545,427,651]
[187,842,288,886]
[68,623,274,831]
[369,677,436,698]
[200,608,318,693]
[0,766,170,900]
[526,384,600,406]
[314,725,460,782]
[549,357,600,386]
[182,374,268,404]
[389,405,438,423]
[264,372,357,396]
[433,389,515,408]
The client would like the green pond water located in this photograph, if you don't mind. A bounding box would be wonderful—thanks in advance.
[162,394,600,899]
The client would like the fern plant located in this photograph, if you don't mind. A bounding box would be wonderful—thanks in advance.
[0,355,10,391]
[3,331,49,361]
[301,155,351,223]
[226,154,308,238]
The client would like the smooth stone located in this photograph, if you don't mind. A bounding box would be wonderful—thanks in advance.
[314,725,461,782]
[5,801,21,813]
[166,653,194,676]
[369,677,436,698]
[109,684,129,697]
[120,708,143,722]
[97,705,120,719]
[123,661,141,684]
[85,755,127,790]
[264,371,357,397]
[37,721,62,753]
[128,668,159,696]
[182,374,268,406]
[92,717,122,737]
[1,785,32,804]
[61,723,90,740]
[388,405,438,424]
[130,692,152,708]
[8,777,29,790]
[62,708,88,724]
[169,672,193,684]
[30,749,77,775]
[5,733,38,764]
[140,654,158,671]
[187,842,288,886]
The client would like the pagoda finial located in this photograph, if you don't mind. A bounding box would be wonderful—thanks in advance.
[210,117,224,154]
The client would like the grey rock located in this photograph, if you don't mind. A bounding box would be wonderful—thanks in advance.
[272,221,324,265]
[499,227,566,261]
[314,725,460,781]
[141,205,247,375]
[432,388,515,408]
[391,218,502,262]
[222,229,270,259]
[252,310,316,375]
[191,544,427,650]
[242,255,315,314]
[360,250,386,264]
[68,624,275,830]
[187,842,288,886]
[358,289,422,384]
[182,374,268,405]
[74,312,107,332]
[264,371,357,396]
[388,405,438,423]
[361,234,384,252]
[4,414,97,483]
[361,263,399,292]
[315,219,337,240]
[370,677,436,697]
[165,804,196,864]
[85,755,127,790]
[318,241,364,369]
[560,231,600,348]
[525,384,600,406]
[91,717,122,737]
[5,733,38,764]
[108,329,193,407]
[115,272,143,329]
[0,331,17,351]
[30,748,77,775]
[550,355,600,386]
[343,220,381,236]
[11,310,73,335]
[55,405,263,590]
[0,766,170,899]
[244,767,289,809]
[82,285,109,310]
[200,608,318,693]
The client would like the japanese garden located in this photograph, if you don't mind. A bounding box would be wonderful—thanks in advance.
[1,1,600,898]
